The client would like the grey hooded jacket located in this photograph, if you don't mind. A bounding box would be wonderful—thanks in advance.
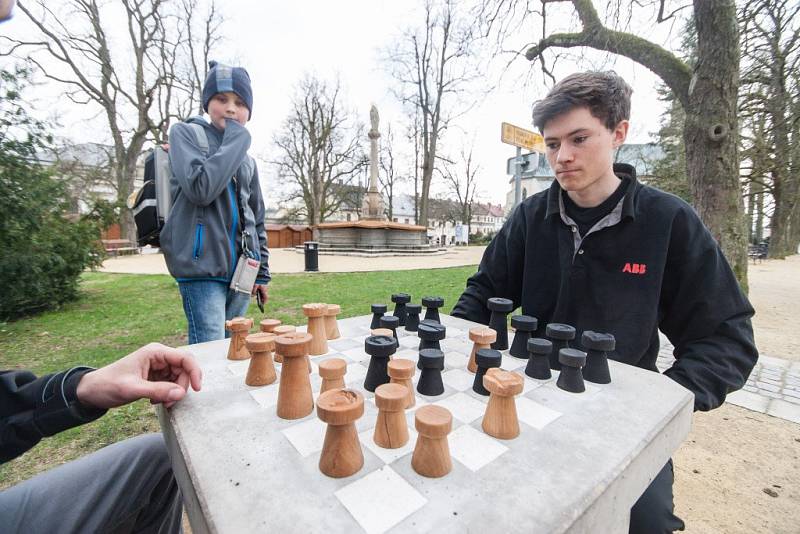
[160,116,270,285]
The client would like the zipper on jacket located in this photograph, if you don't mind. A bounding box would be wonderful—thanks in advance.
[192,223,204,260]
[228,181,238,276]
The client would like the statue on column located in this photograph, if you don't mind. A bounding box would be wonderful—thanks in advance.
[361,104,386,220]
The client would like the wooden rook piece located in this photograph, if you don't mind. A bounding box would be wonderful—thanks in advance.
[244,333,277,386]
[319,357,347,394]
[324,304,342,340]
[472,348,502,396]
[482,368,524,439]
[546,323,576,370]
[379,314,400,341]
[388,359,416,408]
[317,388,365,478]
[405,303,422,332]
[303,303,329,356]
[364,335,397,392]
[271,325,296,363]
[275,332,314,419]
[225,317,253,360]
[416,321,446,369]
[391,293,411,326]
[487,297,514,350]
[370,303,387,329]
[509,315,538,359]
[412,405,453,478]
[259,318,282,334]
[525,338,553,380]
[417,348,445,396]
[556,348,587,393]
[468,327,496,374]
[581,331,615,384]
[373,383,410,448]
[421,296,444,323]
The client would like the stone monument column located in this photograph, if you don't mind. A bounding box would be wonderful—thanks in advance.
[361,105,386,220]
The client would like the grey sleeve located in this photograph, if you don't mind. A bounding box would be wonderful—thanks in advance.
[169,119,251,207]
[249,162,271,284]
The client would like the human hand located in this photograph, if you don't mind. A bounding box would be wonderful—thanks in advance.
[76,343,203,410]
[252,284,269,303]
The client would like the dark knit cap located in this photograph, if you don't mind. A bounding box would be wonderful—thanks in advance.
[202,60,253,120]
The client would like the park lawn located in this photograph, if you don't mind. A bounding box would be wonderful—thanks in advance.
[0,266,476,489]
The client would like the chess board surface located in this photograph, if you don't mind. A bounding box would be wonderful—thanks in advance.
[160,314,693,534]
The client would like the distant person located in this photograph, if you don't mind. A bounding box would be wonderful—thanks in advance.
[161,60,270,344]
[1,343,202,533]
[453,71,758,533]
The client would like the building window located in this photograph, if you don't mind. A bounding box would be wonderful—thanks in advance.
[405,218,409,224]
[393,217,398,222]
[346,213,351,221]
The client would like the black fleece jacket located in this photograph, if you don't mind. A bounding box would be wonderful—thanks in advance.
[452,164,758,411]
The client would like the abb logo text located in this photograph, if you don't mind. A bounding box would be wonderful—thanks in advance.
[622,263,647,275]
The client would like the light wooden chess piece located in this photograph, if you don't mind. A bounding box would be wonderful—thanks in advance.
[259,318,282,333]
[325,304,341,340]
[225,317,253,360]
[373,383,409,449]
[371,328,393,337]
[275,332,314,419]
[317,388,365,478]
[271,325,296,363]
[303,303,329,356]
[468,327,496,373]
[244,333,277,386]
[388,359,416,408]
[318,358,347,394]
[481,368,524,439]
[411,405,453,478]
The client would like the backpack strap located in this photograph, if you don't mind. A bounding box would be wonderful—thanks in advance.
[187,122,209,155]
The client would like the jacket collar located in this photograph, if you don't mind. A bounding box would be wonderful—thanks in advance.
[545,163,639,220]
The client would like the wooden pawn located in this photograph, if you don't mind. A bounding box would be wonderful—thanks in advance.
[468,327,496,373]
[318,358,347,394]
[244,333,277,386]
[482,368,524,439]
[388,359,416,409]
[259,318,282,334]
[275,332,314,420]
[303,303,329,356]
[411,405,453,478]
[325,304,342,340]
[225,317,253,360]
[271,325,296,363]
[373,383,409,449]
[317,388,365,478]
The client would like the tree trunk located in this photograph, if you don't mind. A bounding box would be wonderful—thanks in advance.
[683,0,748,291]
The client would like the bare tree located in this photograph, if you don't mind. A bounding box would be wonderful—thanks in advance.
[406,107,423,224]
[1,0,223,242]
[385,0,482,227]
[272,75,366,226]
[440,143,480,237]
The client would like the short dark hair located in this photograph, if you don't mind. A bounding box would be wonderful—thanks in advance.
[532,71,632,132]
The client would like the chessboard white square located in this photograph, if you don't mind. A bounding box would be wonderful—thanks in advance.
[358,427,418,464]
[444,351,469,370]
[394,348,418,361]
[329,337,361,352]
[249,384,280,408]
[516,397,562,430]
[398,335,419,349]
[226,360,250,377]
[501,355,527,371]
[433,392,486,424]
[345,363,368,383]
[281,417,327,457]
[449,424,509,471]
[335,465,427,534]
[342,347,369,364]
[441,369,475,392]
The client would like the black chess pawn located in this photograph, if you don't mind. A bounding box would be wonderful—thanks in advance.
[545,323,576,370]
[509,315,538,359]
[525,338,552,380]
[556,348,587,393]
[380,315,400,343]
[405,303,422,332]
[487,297,514,350]
[370,304,387,330]
[391,293,411,326]
[472,348,502,396]
[582,331,615,384]
[364,335,397,392]
[416,348,445,396]
[421,296,444,323]
[417,321,446,369]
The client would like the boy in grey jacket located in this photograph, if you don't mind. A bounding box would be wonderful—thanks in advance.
[161,61,270,344]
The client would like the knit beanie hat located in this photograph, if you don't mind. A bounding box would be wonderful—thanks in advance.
[202,60,253,120]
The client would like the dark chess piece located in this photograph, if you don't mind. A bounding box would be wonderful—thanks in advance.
[487,297,514,350]
[417,321,446,369]
[405,304,422,332]
[581,331,615,384]
[509,315,538,359]
[380,315,400,342]
[370,304,387,330]
[525,338,553,380]
[556,348,587,393]
[422,296,444,323]
[545,323,576,370]
[391,293,411,326]
[364,335,397,392]
[416,348,445,396]
[472,348,502,396]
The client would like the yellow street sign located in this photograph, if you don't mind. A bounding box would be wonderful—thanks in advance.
[501,122,545,152]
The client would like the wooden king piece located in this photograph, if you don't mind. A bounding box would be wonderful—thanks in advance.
[275,332,314,419]
[317,388,365,478]
[244,333,277,386]
[481,368,524,439]
[225,317,253,360]
[468,327,496,373]
[303,303,329,356]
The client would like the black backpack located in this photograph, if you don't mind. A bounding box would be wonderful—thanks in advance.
[129,123,208,247]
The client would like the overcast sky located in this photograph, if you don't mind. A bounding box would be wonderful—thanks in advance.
[2,0,684,207]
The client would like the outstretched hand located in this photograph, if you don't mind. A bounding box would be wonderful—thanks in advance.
[76,343,203,410]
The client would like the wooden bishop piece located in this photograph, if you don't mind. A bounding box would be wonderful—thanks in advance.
[481,368,524,439]
[317,388,365,478]
[225,317,253,360]
[244,333,277,386]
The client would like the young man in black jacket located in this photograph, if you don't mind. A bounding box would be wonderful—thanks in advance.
[452,71,758,533]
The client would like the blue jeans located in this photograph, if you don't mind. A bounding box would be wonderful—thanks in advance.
[178,280,251,344]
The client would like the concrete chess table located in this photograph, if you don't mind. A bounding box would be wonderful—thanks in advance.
[158,314,693,534]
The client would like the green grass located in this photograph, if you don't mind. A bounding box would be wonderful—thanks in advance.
[0,266,477,488]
